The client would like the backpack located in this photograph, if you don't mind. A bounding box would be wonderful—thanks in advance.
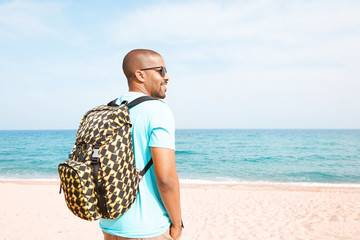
[58,96,156,221]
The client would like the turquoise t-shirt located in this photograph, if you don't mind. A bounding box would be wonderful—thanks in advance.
[99,92,175,238]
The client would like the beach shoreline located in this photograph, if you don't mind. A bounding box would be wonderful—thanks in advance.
[2,181,360,240]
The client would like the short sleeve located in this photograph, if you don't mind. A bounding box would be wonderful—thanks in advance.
[148,102,175,150]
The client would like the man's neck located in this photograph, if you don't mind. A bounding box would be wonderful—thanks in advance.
[128,86,150,96]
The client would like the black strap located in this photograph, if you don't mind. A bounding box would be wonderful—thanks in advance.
[127,96,157,109]
[92,145,109,218]
[107,96,157,108]
[139,158,153,177]
[107,96,157,179]
[107,98,118,107]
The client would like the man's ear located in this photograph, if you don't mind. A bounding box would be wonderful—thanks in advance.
[134,70,145,83]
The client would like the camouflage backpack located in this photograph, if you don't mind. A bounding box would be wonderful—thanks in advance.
[58,96,156,221]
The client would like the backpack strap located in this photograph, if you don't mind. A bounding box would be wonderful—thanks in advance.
[126,96,157,176]
[92,144,109,217]
[139,158,153,178]
[107,95,157,108]
[107,98,118,107]
[127,96,157,109]
[107,95,157,177]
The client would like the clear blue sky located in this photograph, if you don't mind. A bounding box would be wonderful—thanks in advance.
[1,0,359,129]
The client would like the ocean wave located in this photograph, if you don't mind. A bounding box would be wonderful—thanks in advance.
[282,171,356,183]
[175,150,198,155]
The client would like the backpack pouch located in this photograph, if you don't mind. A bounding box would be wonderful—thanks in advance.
[58,161,99,221]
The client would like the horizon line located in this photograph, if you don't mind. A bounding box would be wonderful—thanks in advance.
[1,128,360,131]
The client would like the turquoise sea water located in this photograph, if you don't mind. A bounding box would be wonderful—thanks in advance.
[0,129,359,186]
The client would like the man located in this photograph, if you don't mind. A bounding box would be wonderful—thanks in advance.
[100,49,182,240]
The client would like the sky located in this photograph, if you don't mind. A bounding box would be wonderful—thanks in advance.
[1,0,359,130]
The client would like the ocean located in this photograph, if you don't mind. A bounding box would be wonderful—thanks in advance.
[0,129,360,186]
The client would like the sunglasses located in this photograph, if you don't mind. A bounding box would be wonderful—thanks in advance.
[140,66,167,77]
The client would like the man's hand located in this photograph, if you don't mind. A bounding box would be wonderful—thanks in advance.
[170,224,183,240]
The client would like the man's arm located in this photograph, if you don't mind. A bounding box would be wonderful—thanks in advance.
[151,147,182,240]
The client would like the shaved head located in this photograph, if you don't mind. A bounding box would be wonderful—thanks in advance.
[122,49,162,80]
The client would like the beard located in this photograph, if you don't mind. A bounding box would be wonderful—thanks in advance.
[152,83,167,99]
[153,91,166,99]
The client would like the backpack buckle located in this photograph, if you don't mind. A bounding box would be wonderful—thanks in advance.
[91,145,100,164]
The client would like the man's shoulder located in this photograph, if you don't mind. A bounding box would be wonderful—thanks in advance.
[141,98,168,108]
[139,99,173,117]
[116,92,173,119]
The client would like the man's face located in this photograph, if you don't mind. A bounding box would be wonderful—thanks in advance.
[143,56,169,99]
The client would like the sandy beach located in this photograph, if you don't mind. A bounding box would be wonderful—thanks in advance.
[1,181,360,240]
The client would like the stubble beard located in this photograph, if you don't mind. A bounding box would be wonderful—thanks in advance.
[156,83,167,99]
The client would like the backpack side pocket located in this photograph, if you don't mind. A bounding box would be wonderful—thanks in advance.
[58,161,99,221]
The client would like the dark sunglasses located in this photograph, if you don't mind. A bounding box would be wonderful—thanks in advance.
[140,66,167,77]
